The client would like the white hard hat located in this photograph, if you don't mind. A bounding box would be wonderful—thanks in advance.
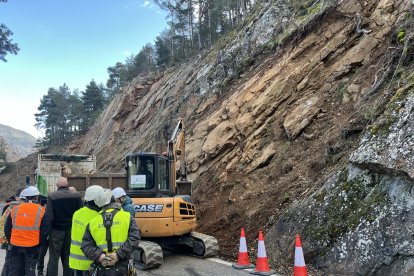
[19,188,27,200]
[112,187,126,199]
[25,186,40,197]
[94,188,112,208]
[84,185,104,201]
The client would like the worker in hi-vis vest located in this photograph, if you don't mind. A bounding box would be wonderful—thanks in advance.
[69,185,104,276]
[81,188,140,275]
[4,186,50,276]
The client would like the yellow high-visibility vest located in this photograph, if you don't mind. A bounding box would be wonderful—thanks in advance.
[69,207,99,271]
[89,208,130,253]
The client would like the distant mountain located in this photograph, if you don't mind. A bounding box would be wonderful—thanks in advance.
[0,124,36,162]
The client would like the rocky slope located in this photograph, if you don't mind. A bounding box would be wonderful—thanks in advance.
[2,0,413,274]
[0,124,36,162]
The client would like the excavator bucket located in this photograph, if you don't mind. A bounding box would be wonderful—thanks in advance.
[176,180,192,196]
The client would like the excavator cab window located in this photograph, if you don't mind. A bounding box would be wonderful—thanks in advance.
[127,156,155,190]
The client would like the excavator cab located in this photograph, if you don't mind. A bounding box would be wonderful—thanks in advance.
[125,153,173,197]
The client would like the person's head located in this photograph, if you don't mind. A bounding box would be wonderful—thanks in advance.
[112,187,126,203]
[56,177,69,188]
[68,186,77,192]
[93,188,113,208]
[13,187,24,201]
[23,186,40,202]
[19,188,27,201]
[84,185,104,204]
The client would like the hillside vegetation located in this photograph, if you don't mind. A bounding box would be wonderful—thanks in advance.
[2,0,414,274]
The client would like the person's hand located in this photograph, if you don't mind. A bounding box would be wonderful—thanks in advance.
[106,252,118,266]
[98,253,106,263]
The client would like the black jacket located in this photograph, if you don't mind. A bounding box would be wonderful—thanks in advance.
[46,186,83,230]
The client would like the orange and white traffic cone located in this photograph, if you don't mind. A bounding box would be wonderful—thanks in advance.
[250,229,275,275]
[294,234,307,276]
[232,228,255,269]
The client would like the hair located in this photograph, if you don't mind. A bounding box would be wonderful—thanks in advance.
[56,177,69,188]
[15,188,24,197]
[68,186,77,192]
[26,195,38,201]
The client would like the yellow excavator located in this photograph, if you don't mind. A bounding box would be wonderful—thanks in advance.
[124,119,219,269]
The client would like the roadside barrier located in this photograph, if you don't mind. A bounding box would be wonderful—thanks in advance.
[294,234,307,276]
[249,229,275,275]
[232,227,255,269]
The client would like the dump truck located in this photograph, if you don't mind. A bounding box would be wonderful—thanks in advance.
[42,119,219,269]
[36,154,96,196]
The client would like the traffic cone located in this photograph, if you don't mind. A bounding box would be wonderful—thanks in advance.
[294,234,307,276]
[250,229,275,275]
[232,228,255,269]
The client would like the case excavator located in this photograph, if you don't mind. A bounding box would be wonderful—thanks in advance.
[125,119,219,269]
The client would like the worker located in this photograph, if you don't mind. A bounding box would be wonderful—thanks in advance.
[4,186,50,276]
[69,185,104,276]
[81,189,140,275]
[36,195,49,276]
[112,187,135,218]
[46,177,83,276]
[1,187,24,215]
[0,188,26,276]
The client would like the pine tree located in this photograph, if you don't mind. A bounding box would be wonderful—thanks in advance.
[81,80,105,130]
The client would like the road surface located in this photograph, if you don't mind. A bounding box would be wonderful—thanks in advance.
[0,248,282,275]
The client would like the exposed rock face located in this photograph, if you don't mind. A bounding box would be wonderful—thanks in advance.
[268,89,414,275]
[65,0,414,274]
[268,164,414,275]
[350,90,414,179]
[0,137,6,166]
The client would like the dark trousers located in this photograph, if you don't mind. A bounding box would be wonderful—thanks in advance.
[2,246,25,276]
[92,263,128,276]
[46,228,72,276]
[8,246,39,276]
[73,270,89,276]
[37,239,49,272]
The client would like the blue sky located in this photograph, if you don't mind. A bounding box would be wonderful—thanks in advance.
[0,0,166,137]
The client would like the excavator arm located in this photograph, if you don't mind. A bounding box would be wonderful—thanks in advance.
[167,119,191,195]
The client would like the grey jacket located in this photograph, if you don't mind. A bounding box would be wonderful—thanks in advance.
[80,203,140,262]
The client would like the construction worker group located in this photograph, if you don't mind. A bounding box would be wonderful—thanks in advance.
[0,177,140,276]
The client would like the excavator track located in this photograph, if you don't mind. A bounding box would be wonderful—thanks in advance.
[190,231,219,258]
[131,240,163,270]
[162,231,219,258]
[132,233,218,270]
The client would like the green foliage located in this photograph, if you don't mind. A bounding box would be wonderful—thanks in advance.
[0,23,19,62]
[35,81,107,146]
[81,80,105,130]
[397,29,406,44]
[106,44,156,94]
[106,0,260,93]
[0,1,19,61]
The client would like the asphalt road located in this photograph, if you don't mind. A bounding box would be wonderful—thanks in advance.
[0,248,283,276]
